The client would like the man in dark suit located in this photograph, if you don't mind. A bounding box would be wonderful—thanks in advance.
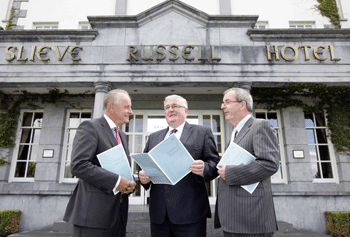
[139,94,220,237]
[215,87,280,237]
[63,89,136,237]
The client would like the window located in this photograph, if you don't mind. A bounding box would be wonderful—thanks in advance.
[289,21,314,29]
[10,110,43,181]
[254,21,268,29]
[33,22,59,30]
[305,112,338,182]
[79,22,92,29]
[60,110,92,182]
[255,110,287,183]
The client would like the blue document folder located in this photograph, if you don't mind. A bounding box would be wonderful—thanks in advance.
[217,142,259,194]
[131,135,194,185]
[97,144,133,194]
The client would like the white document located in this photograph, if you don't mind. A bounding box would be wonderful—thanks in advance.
[97,144,133,194]
[217,142,259,194]
[131,134,194,185]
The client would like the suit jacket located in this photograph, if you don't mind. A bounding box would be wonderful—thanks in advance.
[142,122,220,225]
[64,116,131,229]
[215,117,280,234]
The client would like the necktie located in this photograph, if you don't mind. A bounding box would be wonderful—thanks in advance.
[169,128,177,136]
[115,127,121,144]
[230,129,238,143]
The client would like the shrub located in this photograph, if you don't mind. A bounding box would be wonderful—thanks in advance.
[0,210,21,237]
[325,211,350,237]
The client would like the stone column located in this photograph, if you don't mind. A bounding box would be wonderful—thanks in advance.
[219,0,231,15]
[115,0,127,15]
[93,82,110,118]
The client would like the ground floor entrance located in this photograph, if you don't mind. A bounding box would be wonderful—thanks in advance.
[123,110,225,204]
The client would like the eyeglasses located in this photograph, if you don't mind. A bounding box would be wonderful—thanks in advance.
[221,99,242,107]
[164,104,186,110]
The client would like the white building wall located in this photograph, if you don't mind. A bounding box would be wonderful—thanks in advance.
[0,0,13,29]
[18,0,116,29]
[14,0,349,30]
[231,0,331,28]
[339,0,350,28]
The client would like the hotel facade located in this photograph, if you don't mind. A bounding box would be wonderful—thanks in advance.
[0,0,349,234]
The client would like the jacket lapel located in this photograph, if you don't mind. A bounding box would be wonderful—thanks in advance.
[180,122,192,144]
[100,117,118,147]
[234,116,255,144]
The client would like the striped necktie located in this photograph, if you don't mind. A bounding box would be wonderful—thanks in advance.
[114,127,121,144]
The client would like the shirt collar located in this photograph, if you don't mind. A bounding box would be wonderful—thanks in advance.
[169,121,186,134]
[104,114,117,129]
[234,114,252,134]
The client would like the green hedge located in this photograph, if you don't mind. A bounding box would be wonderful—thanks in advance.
[325,211,350,237]
[0,210,21,237]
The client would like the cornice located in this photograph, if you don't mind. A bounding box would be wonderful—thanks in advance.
[247,29,350,41]
[0,30,98,42]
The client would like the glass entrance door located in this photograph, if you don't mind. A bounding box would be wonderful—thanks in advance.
[122,110,224,205]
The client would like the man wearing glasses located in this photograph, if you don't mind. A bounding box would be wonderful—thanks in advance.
[215,87,280,237]
[139,94,220,237]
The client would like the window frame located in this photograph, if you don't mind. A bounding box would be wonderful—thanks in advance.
[254,109,287,184]
[254,21,269,29]
[59,109,92,183]
[9,109,44,182]
[33,22,59,30]
[305,111,339,183]
[289,21,315,29]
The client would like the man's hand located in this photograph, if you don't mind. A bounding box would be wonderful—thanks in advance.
[139,170,151,184]
[117,176,136,194]
[190,160,205,176]
[217,164,226,180]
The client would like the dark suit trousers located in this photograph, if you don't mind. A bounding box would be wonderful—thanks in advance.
[151,213,206,237]
[72,207,126,237]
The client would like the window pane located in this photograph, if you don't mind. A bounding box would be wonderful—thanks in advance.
[18,145,29,160]
[126,115,134,132]
[135,115,143,132]
[267,113,278,127]
[65,165,73,178]
[15,162,26,177]
[255,112,266,119]
[319,145,330,161]
[22,112,33,126]
[134,135,143,153]
[321,162,333,178]
[306,129,315,143]
[27,162,36,177]
[203,115,211,128]
[20,129,32,143]
[316,129,327,143]
[69,115,81,127]
[29,145,39,161]
[213,115,221,132]
[308,145,318,162]
[32,128,41,143]
[33,113,43,127]
[81,113,91,118]
[304,114,314,127]
[315,113,326,127]
[312,162,321,178]
[127,135,133,152]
